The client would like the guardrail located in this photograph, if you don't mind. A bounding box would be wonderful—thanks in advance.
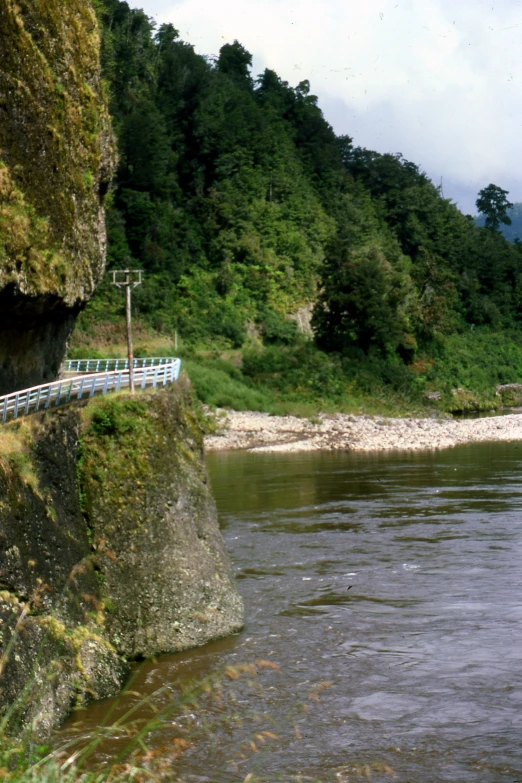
[0,358,181,424]
[64,357,176,373]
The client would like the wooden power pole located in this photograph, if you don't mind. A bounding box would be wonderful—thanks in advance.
[110,269,143,393]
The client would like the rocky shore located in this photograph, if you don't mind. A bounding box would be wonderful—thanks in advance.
[205,409,522,453]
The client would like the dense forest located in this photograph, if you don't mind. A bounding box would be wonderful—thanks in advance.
[76,0,522,413]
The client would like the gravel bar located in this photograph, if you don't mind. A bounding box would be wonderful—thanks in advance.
[204,410,522,453]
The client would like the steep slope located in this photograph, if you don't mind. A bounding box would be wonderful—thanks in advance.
[0,0,114,393]
[0,383,243,737]
[76,2,522,366]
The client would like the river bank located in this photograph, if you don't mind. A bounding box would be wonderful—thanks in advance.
[205,409,522,452]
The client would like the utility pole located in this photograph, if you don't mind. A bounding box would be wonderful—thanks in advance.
[110,269,143,393]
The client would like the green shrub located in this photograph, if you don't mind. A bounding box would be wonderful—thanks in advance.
[425,328,522,393]
[89,399,148,437]
[261,309,298,344]
[183,359,273,411]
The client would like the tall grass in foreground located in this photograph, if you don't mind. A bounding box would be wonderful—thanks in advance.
[1,661,278,783]
[2,655,385,783]
[0,663,400,783]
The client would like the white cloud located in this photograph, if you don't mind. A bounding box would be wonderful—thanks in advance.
[126,0,522,213]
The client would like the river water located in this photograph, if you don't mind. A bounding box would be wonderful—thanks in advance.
[62,443,522,782]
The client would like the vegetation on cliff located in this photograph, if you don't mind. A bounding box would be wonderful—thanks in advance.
[0,0,115,394]
[0,0,114,301]
[0,384,242,739]
[78,383,243,658]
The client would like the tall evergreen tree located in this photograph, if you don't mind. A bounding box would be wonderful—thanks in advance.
[476,184,513,233]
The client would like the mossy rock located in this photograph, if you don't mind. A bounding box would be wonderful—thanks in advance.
[496,383,522,408]
[0,0,114,300]
[0,384,243,736]
[447,387,495,414]
[79,381,244,658]
[0,0,115,392]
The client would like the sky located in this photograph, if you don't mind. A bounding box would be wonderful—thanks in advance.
[126,0,522,214]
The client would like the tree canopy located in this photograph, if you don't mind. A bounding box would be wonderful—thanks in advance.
[88,0,522,364]
[476,184,513,233]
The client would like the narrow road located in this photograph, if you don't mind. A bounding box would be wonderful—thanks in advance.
[0,357,181,423]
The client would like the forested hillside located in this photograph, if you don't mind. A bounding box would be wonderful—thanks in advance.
[76,0,522,413]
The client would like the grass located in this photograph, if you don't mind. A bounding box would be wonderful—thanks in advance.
[182,359,274,412]
[182,345,429,418]
[67,321,522,418]
[68,325,426,417]
[0,420,41,494]
[0,654,342,783]
[0,657,398,783]
[69,319,178,360]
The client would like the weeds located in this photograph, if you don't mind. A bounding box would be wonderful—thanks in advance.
[3,658,289,783]
[183,359,274,413]
[0,420,41,494]
[0,597,397,783]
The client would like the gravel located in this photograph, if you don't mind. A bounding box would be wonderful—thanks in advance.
[205,410,522,453]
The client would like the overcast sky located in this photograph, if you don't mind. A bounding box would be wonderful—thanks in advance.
[126,0,522,214]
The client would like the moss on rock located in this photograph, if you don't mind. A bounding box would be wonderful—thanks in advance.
[79,380,244,658]
[0,0,115,392]
[0,385,243,736]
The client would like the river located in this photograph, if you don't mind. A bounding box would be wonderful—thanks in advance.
[61,442,522,782]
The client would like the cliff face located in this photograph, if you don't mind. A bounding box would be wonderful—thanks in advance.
[80,385,244,659]
[0,0,114,394]
[0,384,243,737]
